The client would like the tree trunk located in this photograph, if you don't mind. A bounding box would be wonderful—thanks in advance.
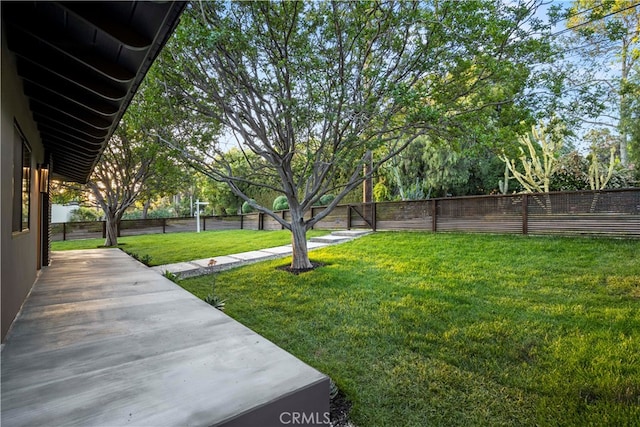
[619,40,630,166]
[291,222,312,270]
[104,212,119,247]
[142,199,151,219]
[290,206,313,270]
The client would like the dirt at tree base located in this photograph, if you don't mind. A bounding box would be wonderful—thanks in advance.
[276,261,326,275]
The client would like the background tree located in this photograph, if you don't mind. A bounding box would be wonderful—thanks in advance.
[87,60,200,246]
[87,123,162,246]
[49,181,87,205]
[626,64,640,176]
[159,0,553,270]
[554,0,639,164]
[136,160,188,219]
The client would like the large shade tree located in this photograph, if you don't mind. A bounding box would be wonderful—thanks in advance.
[88,124,160,246]
[87,63,199,246]
[158,0,552,270]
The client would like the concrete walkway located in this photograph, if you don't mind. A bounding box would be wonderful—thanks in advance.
[1,249,329,427]
[151,230,371,279]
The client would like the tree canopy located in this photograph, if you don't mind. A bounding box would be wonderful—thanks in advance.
[549,0,639,166]
[156,0,553,269]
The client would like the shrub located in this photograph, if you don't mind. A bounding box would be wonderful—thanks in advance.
[242,199,256,214]
[69,206,101,222]
[319,194,335,206]
[273,195,289,211]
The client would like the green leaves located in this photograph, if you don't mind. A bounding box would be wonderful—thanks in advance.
[152,0,557,265]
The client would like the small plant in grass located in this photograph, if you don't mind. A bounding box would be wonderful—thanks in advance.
[204,293,226,311]
[204,269,226,311]
[127,251,153,266]
[139,254,152,266]
[163,270,180,283]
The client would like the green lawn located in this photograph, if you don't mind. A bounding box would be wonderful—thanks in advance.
[178,232,640,427]
[51,229,330,266]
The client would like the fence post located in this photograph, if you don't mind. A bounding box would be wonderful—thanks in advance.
[282,210,286,230]
[203,216,206,232]
[259,213,264,230]
[347,205,352,230]
[372,202,377,231]
[522,194,528,235]
[63,222,67,241]
[431,199,437,232]
[162,218,166,234]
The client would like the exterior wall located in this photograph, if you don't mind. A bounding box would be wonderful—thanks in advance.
[1,28,45,341]
[52,203,79,223]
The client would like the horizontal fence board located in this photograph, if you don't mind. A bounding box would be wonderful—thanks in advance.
[202,216,242,231]
[313,205,349,230]
[165,218,196,233]
[242,214,260,231]
[376,219,432,231]
[51,221,103,241]
[263,215,283,231]
[528,215,640,236]
[437,217,522,233]
[52,230,103,241]
[119,227,163,236]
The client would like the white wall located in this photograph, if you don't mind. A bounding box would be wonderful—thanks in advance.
[52,204,79,223]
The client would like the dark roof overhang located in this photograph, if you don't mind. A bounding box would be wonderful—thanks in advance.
[2,1,185,183]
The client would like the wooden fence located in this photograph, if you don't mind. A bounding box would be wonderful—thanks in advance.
[52,188,640,241]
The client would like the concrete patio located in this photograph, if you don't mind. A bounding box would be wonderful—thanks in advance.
[1,249,329,426]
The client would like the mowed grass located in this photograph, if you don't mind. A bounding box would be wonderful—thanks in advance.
[179,232,640,427]
[51,229,330,266]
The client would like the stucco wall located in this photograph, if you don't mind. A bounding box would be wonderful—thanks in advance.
[1,27,45,341]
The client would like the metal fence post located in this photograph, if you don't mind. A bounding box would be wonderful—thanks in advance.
[63,222,67,241]
[347,205,352,230]
[162,218,166,234]
[102,221,106,238]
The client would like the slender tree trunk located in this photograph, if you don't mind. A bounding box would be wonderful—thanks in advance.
[290,206,312,270]
[104,211,119,247]
[619,40,630,166]
[142,199,151,219]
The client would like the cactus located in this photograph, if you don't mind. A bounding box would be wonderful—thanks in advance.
[498,162,510,194]
[589,145,616,190]
[588,145,617,213]
[499,120,563,195]
[499,118,564,213]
